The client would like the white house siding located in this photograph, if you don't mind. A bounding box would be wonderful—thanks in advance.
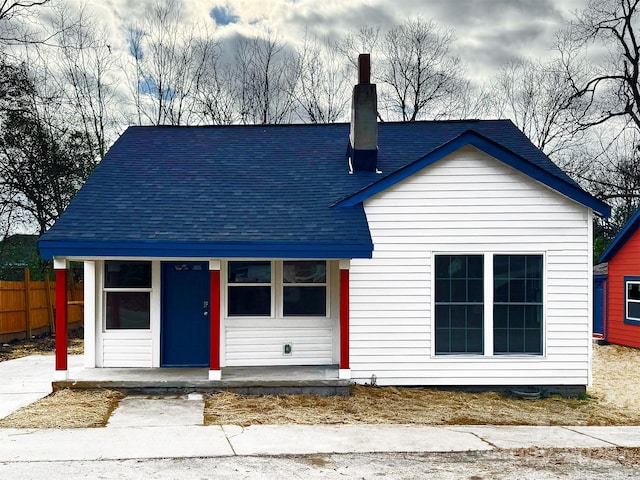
[222,260,340,367]
[350,146,592,386]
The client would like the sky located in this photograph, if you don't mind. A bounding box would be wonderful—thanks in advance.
[89,0,589,83]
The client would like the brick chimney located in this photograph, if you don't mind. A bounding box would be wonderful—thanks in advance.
[348,54,378,173]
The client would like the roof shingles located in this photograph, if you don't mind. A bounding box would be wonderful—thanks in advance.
[39,120,604,259]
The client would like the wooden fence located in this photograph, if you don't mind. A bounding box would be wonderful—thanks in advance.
[0,268,84,342]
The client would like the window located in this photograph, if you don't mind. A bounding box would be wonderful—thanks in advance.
[626,279,640,323]
[226,260,328,317]
[283,261,327,316]
[228,261,272,316]
[104,261,151,329]
[434,255,484,354]
[493,255,543,354]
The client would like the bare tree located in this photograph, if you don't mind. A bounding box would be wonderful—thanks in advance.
[0,0,50,45]
[126,0,216,126]
[377,17,467,121]
[291,33,350,123]
[337,24,380,69]
[48,2,117,159]
[194,45,235,125]
[233,30,297,124]
[491,58,587,160]
[556,0,640,212]
[560,0,640,131]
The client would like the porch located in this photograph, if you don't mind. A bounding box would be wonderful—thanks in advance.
[52,362,352,396]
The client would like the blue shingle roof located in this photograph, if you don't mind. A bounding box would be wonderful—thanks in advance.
[599,208,640,262]
[38,120,609,259]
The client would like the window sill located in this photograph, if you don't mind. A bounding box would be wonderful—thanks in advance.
[624,318,640,326]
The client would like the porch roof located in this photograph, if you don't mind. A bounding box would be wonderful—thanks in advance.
[39,120,606,260]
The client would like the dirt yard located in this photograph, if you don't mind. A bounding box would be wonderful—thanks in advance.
[0,339,639,429]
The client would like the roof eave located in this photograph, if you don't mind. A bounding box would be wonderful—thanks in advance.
[599,208,640,262]
[38,239,374,260]
[334,130,611,218]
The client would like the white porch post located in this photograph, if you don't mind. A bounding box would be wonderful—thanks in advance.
[83,261,96,368]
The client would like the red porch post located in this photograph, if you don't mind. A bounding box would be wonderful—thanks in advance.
[54,258,68,380]
[209,260,222,380]
[339,260,351,379]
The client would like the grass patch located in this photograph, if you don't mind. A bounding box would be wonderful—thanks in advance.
[203,383,640,427]
[0,389,124,429]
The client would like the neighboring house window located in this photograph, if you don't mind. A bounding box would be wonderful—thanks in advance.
[434,255,484,354]
[626,279,640,323]
[227,261,272,316]
[493,255,543,354]
[283,261,327,316]
[104,261,151,329]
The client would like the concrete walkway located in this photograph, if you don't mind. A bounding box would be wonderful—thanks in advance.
[2,424,640,462]
[2,355,640,463]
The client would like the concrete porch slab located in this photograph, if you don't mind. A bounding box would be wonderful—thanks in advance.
[53,365,352,396]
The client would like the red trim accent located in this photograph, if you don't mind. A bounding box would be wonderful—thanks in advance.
[340,268,350,369]
[210,269,221,371]
[55,269,68,371]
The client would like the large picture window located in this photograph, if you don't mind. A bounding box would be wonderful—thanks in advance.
[493,255,543,354]
[434,255,484,354]
[626,279,640,323]
[104,261,151,330]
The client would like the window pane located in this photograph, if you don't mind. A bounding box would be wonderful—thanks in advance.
[494,279,508,303]
[493,255,509,277]
[434,255,484,355]
[628,283,640,301]
[526,256,543,277]
[468,256,484,279]
[283,286,326,316]
[493,255,543,355]
[435,305,483,354]
[467,279,484,303]
[105,261,151,288]
[451,279,467,302]
[228,262,271,283]
[228,286,271,316]
[283,261,326,283]
[106,292,150,329]
[510,279,526,302]
[628,301,640,320]
[435,256,450,279]
[435,279,450,303]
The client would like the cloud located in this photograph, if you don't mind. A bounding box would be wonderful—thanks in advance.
[210,5,240,26]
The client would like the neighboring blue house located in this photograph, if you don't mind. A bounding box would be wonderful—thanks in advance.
[40,55,610,393]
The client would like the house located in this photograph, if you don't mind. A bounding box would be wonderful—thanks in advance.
[39,55,610,394]
[596,209,640,349]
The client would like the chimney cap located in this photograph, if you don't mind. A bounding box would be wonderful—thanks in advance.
[358,54,370,84]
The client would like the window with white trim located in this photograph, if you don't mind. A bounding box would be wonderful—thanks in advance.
[434,255,484,354]
[227,261,272,316]
[626,280,640,322]
[283,261,327,316]
[434,253,544,356]
[226,260,328,317]
[493,255,543,355]
[104,261,152,330]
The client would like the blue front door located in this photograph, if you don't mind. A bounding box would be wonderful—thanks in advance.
[161,262,210,367]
